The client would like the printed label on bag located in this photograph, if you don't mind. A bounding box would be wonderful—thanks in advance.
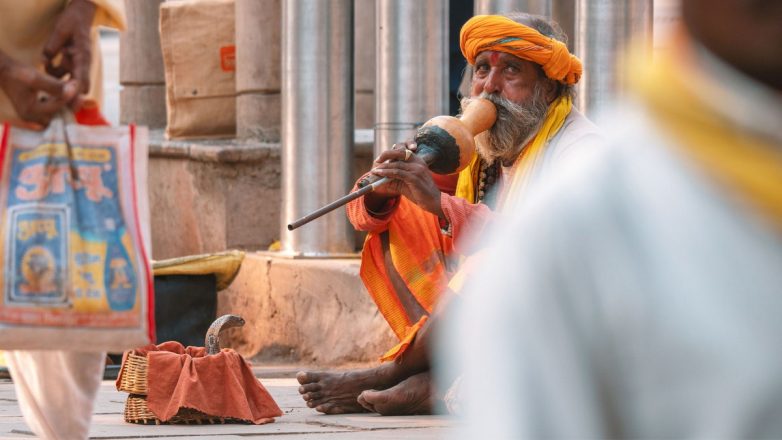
[6,205,69,305]
[1,139,141,327]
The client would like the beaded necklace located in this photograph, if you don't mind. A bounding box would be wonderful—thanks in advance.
[476,159,501,209]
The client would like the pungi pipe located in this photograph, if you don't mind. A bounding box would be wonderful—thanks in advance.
[287,98,497,231]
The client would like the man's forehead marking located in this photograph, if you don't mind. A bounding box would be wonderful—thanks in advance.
[477,51,523,66]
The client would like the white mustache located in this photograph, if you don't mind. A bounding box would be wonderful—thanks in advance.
[461,86,549,165]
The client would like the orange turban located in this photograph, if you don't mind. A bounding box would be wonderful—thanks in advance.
[460,15,583,85]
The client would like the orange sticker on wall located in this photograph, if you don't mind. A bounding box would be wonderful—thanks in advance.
[220,45,236,72]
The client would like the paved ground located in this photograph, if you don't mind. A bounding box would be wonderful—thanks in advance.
[0,372,456,439]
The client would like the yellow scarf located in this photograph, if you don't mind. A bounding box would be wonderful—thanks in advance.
[448,95,572,294]
[632,34,782,232]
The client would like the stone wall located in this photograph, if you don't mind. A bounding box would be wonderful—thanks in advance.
[148,132,374,259]
[217,254,397,365]
[148,134,281,259]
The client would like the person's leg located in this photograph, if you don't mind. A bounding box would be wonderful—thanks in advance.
[297,361,402,414]
[6,350,105,440]
[297,318,434,414]
[298,292,460,414]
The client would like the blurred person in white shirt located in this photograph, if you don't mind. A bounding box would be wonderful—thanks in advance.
[440,0,782,438]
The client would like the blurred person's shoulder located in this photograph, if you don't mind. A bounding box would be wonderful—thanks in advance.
[547,107,604,162]
[507,97,690,240]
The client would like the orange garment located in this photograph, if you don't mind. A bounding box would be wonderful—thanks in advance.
[460,15,582,85]
[349,195,452,358]
[347,175,492,361]
[117,341,282,424]
[350,95,575,361]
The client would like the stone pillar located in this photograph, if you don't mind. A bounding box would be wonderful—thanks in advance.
[375,0,448,157]
[354,0,375,130]
[474,0,551,16]
[236,0,282,141]
[575,0,653,116]
[280,0,354,255]
[119,0,166,128]
[551,0,576,51]
[473,0,577,51]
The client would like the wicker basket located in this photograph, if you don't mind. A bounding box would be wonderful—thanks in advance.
[118,349,244,425]
[124,394,233,425]
[117,352,149,395]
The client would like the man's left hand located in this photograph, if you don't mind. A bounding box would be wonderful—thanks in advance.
[43,0,97,101]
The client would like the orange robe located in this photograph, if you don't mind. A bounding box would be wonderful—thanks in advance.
[346,173,494,360]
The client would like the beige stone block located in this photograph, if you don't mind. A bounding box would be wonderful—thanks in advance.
[147,158,214,259]
[147,135,281,259]
[222,158,281,249]
[236,0,281,91]
[120,84,167,128]
[120,0,165,84]
[218,254,397,364]
[237,93,281,141]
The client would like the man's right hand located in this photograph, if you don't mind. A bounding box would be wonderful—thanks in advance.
[0,53,77,129]
[364,141,445,218]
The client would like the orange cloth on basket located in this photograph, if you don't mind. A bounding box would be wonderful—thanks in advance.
[118,341,282,424]
[460,14,582,85]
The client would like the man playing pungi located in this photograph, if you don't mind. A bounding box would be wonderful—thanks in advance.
[298,12,602,415]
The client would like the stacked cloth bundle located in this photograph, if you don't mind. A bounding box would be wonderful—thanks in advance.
[116,341,282,424]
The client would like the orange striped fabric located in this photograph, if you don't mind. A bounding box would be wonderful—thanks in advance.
[358,198,455,349]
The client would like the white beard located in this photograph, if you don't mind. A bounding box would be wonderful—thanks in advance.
[461,85,550,166]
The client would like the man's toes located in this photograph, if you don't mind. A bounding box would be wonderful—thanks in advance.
[315,403,344,414]
[357,391,376,412]
[298,383,321,395]
[359,389,387,406]
[315,403,361,415]
[296,371,318,384]
[302,391,323,401]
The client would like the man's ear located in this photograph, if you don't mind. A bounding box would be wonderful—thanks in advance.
[544,79,558,104]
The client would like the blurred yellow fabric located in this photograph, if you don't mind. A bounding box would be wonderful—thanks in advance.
[152,250,245,291]
[632,32,782,232]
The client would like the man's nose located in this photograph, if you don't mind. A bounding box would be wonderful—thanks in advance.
[482,70,502,94]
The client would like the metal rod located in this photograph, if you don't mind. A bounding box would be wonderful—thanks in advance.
[287,177,389,230]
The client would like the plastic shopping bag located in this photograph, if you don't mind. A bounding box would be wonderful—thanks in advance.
[0,117,154,351]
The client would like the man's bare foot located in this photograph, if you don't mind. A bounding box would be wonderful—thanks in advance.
[357,371,433,415]
[297,366,397,414]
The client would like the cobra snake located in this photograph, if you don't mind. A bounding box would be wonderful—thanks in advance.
[205,314,245,355]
